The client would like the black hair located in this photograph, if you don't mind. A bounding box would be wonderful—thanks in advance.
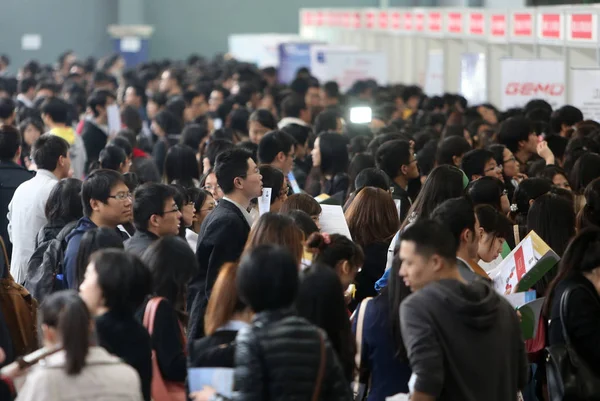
[204,138,234,169]
[120,106,143,135]
[149,92,168,107]
[528,192,575,258]
[376,139,412,180]
[142,236,199,320]
[578,178,600,230]
[510,178,553,226]
[347,153,375,194]
[475,204,512,244]
[81,169,125,217]
[89,249,152,317]
[286,210,319,237]
[166,97,186,122]
[154,110,183,135]
[497,116,535,153]
[40,291,91,375]
[258,165,285,205]
[537,165,570,189]
[192,188,212,211]
[87,90,113,117]
[18,77,37,94]
[383,255,411,361]
[40,97,69,124]
[416,140,438,177]
[564,136,600,175]
[461,149,495,181]
[570,152,600,195]
[229,108,251,135]
[132,183,176,231]
[281,123,311,147]
[75,228,124,289]
[183,90,202,106]
[0,125,20,160]
[180,123,209,153]
[354,167,390,193]
[550,105,584,134]
[436,136,471,167]
[237,245,299,312]
[318,132,349,176]
[45,178,83,224]
[165,67,186,89]
[314,110,339,135]
[126,84,147,106]
[257,130,295,165]
[400,218,457,262]
[306,233,364,270]
[31,133,70,171]
[524,99,552,116]
[466,176,506,212]
[0,98,15,121]
[111,136,133,158]
[296,264,355,382]
[214,147,253,194]
[545,135,568,162]
[430,197,475,251]
[281,94,306,118]
[163,144,200,187]
[98,145,127,172]
[123,172,140,192]
[323,81,340,99]
[249,109,277,130]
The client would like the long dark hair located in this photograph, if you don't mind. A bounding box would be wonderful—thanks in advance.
[44,178,83,225]
[318,132,349,176]
[41,291,91,375]
[163,144,200,187]
[382,255,411,362]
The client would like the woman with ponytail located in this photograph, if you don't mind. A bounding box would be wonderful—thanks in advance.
[16,290,143,400]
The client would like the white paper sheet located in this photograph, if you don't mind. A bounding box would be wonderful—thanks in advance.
[319,204,352,240]
[188,368,234,396]
[258,188,272,216]
[106,104,121,136]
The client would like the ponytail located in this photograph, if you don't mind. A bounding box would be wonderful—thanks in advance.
[41,291,90,375]
[98,145,127,171]
[306,232,364,269]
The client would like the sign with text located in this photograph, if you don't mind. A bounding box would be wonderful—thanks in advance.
[567,13,597,42]
[391,11,401,31]
[512,12,534,39]
[415,12,425,32]
[447,12,463,34]
[571,68,600,122]
[428,11,442,33]
[378,11,389,30]
[424,50,444,96]
[470,12,485,36]
[538,13,563,40]
[500,59,566,110]
[490,14,507,39]
[278,41,325,84]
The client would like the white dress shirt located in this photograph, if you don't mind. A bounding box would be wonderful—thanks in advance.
[222,197,253,227]
[7,169,58,283]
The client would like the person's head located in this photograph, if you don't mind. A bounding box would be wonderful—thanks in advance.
[45,178,83,224]
[82,169,131,227]
[170,184,195,233]
[403,165,465,228]
[466,176,510,214]
[461,149,502,182]
[40,291,91,375]
[402,85,422,111]
[163,144,200,187]
[257,130,295,175]
[436,136,472,167]
[31,133,71,177]
[510,178,553,225]
[201,169,224,201]
[124,85,146,109]
[0,98,16,125]
[209,86,229,112]
[183,90,208,122]
[244,213,304,266]
[314,110,342,135]
[147,92,167,120]
[474,205,512,263]
[280,193,322,228]
[375,139,419,183]
[192,188,215,230]
[489,144,520,180]
[0,125,20,162]
[353,167,390,194]
[528,192,575,258]
[132,183,181,236]
[74,228,124,289]
[204,262,250,335]
[497,116,538,156]
[80,249,151,317]
[399,219,458,291]
[40,97,69,127]
[142,236,198,313]
[18,117,44,148]
[203,138,234,171]
[248,109,277,144]
[321,81,340,107]
[281,94,311,124]
[152,109,182,137]
[550,105,584,136]
[286,210,319,238]
[281,123,311,159]
[545,135,568,166]
[570,152,600,195]
[258,165,287,213]
[215,148,263,200]
[345,187,399,248]
[313,132,349,176]
[180,123,209,157]
[306,232,364,288]
[160,67,185,94]
[87,90,115,124]
[305,80,321,109]
[537,165,571,192]
[578,178,600,231]
[431,197,478,261]
[237,245,299,313]
[97,145,128,174]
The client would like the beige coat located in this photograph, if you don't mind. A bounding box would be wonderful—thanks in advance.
[16,346,143,401]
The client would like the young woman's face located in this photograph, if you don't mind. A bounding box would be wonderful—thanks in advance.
[248,121,270,144]
[197,195,216,226]
[502,148,520,178]
[79,262,105,315]
[478,232,504,263]
[204,173,223,201]
[311,137,321,167]
[182,200,196,227]
[23,124,42,146]
[553,173,571,192]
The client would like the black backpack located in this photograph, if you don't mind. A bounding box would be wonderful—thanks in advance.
[23,221,77,304]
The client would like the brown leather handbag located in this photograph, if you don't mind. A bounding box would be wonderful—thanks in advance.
[0,236,38,356]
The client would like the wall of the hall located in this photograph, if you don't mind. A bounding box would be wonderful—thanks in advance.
[0,0,118,73]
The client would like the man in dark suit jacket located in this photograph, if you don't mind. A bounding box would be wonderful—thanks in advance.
[189,148,262,337]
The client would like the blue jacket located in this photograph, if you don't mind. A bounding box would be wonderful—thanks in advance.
[375,269,390,293]
[63,217,97,289]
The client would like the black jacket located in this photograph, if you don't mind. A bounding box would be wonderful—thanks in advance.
[124,230,159,258]
[189,200,250,331]
[390,181,412,225]
[188,329,238,368]
[0,161,34,261]
[233,308,352,401]
[350,241,389,311]
[96,310,153,401]
[81,120,108,173]
[548,274,600,376]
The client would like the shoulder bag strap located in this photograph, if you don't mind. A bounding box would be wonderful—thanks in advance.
[142,297,165,335]
[354,298,371,375]
[559,284,600,347]
[311,331,326,401]
[513,225,521,245]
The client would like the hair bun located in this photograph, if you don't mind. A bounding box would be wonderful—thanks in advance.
[305,232,328,254]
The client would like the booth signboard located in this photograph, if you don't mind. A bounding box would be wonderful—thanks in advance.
[424,50,444,96]
[469,12,485,36]
[570,68,600,122]
[567,13,598,43]
[538,12,564,41]
[500,59,566,109]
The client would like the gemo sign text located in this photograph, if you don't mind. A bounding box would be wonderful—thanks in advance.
[505,83,565,97]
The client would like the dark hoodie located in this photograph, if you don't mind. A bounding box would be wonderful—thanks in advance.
[400,279,528,401]
[63,217,98,289]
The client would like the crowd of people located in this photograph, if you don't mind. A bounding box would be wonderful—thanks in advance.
[0,49,599,401]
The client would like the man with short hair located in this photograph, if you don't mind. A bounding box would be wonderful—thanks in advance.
[278,95,311,129]
[305,80,321,110]
[81,90,116,172]
[63,169,132,289]
[321,81,340,109]
[376,139,419,223]
[497,116,538,173]
[41,96,86,179]
[160,68,185,97]
[16,77,37,108]
[461,149,503,182]
[0,98,16,125]
[257,130,296,175]
[430,197,487,281]
[0,126,34,267]
[183,90,208,122]
[550,105,584,138]
[398,219,527,401]
[8,134,71,283]
[190,148,262,336]
[125,183,182,257]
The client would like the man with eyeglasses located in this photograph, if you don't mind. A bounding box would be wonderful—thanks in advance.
[124,183,182,257]
[461,149,503,182]
[63,169,133,289]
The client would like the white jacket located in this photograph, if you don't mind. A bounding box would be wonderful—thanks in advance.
[16,346,143,401]
[7,169,58,283]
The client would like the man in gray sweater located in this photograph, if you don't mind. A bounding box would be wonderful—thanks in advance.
[398,219,528,401]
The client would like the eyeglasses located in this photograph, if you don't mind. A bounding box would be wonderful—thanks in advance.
[161,205,180,215]
[108,192,132,201]
[200,206,215,212]
[503,157,517,164]
[203,184,221,192]
[484,165,503,174]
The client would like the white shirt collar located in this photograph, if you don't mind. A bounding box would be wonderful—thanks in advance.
[222,196,253,226]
